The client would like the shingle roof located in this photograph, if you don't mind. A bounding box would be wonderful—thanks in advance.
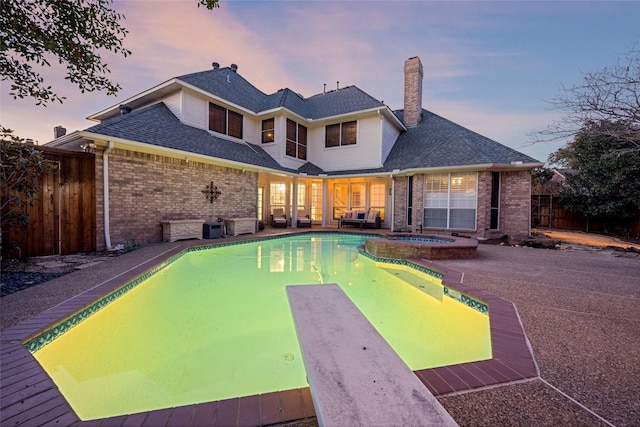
[177,68,383,119]
[85,103,293,172]
[84,68,541,176]
[384,110,540,170]
[178,68,267,112]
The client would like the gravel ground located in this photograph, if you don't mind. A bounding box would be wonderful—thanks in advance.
[434,244,639,426]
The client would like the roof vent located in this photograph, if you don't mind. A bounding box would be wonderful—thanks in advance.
[119,104,132,115]
[212,62,220,70]
[230,63,238,73]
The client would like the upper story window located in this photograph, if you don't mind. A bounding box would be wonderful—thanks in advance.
[209,102,243,139]
[325,120,357,147]
[286,119,307,160]
[262,118,275,143]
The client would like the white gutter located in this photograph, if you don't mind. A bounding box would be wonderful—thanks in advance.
[391,175,395,231]
[103,141,115,249]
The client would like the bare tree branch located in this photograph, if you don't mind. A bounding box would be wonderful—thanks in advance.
[531,46,640,154]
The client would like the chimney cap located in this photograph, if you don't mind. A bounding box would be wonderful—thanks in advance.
[230,63,238,73]
[212,62,220,70]
[54,125,66,139]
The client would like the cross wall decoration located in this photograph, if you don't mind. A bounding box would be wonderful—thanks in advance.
[202,181,222,204]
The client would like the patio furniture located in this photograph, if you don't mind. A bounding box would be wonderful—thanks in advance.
[271,208,287,228]
[297,210,312,228]
[226,218,257,236]
[161,219,205,242]
[339,210,381,230]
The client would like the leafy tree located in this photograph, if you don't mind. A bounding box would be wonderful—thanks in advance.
[534,46,640,154]
[1,0,218,256]
[548,121,640,234]
[1,0,219,106]
[1,128,58,230]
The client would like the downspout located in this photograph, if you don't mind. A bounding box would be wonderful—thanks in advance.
[54,160,62,254]
[390,175,395,232]
[103,141,114,249]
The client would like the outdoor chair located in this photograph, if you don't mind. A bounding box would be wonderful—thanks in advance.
[271,208,287,228]
[297,210,312,228]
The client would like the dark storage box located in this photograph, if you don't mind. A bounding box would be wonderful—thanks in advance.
[203,222,223,239]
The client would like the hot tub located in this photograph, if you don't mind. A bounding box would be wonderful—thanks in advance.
[365,234,478,260]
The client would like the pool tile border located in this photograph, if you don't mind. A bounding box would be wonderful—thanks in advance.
[1,232,538,426]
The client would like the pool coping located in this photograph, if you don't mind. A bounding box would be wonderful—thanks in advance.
[0,232,538,426]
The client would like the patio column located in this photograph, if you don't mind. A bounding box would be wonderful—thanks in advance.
[292,176,299,228]
[322,179,329,227]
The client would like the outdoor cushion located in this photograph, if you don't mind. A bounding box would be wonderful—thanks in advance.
[368,210,379,220]
[345,211,353,219]
[357,212,365,219]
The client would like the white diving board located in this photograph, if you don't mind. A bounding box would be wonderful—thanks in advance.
[287,284,459,427]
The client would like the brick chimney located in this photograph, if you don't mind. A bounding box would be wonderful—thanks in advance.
[403,56,423,127]
[54,125,66,139]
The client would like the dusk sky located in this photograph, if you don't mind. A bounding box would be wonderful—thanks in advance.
[2,0,639,164]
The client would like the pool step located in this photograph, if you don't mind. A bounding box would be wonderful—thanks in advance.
[378,265,443,301]
[287,284,458,427]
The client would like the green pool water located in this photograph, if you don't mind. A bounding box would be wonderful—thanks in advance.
[32,234,491,420]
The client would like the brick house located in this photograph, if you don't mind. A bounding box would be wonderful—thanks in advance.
[47,57,542,250]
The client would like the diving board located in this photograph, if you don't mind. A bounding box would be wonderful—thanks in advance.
[286,284,458,427]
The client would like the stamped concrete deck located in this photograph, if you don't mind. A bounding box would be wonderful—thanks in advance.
[1,228,638,426]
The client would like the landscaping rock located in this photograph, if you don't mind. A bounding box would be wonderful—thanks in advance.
[508,234,559,249]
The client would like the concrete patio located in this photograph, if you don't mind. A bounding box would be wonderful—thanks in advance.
[1,228,638,426]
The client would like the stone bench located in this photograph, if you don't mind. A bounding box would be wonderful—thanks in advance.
[225,217,257,236]
[286,284,458,426]
[160,219,204,242]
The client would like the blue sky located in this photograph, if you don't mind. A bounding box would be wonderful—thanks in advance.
[2,0,639,164]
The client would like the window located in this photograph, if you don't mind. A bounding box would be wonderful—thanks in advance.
[311,182,323,221]
[325,121,357,147]
[424,173,477,230]
[228,110,243,139]
[209,103,226,134]
[370,182,386,220]
[333,183,347,219]
[209,102,243,139]
[350,182,366,212]
[270,182,287,218]
[286,119,307,160]
[262,118,274,143]
[490,172,500,229]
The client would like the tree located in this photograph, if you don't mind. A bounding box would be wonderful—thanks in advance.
[1,0,219,106]
[548,121,640,234]
[534,46,640,154]
[1,128,58,230]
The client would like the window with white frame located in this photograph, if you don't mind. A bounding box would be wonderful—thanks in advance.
[370,182,386,220]
[209,102,243,139]
[261,118,274,143]
[424,173,477,230]
[270,182,287,216]
[325,121,357,147]
[286,119,307,160]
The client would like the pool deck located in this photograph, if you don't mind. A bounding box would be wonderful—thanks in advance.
[1,227,639,426]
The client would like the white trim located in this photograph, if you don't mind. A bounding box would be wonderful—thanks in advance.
[103,141,115,249]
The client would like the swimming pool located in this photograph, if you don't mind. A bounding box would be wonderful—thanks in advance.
[29,233,491,420]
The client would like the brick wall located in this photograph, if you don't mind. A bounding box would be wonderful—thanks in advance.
[394,171,532,239]
[95,148,257,249]
[498,170,532,237]
[403,57,423,127]
[392,177,408,230]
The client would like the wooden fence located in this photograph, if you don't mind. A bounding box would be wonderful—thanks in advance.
[1,146,96,258]
[532,195,640,236]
